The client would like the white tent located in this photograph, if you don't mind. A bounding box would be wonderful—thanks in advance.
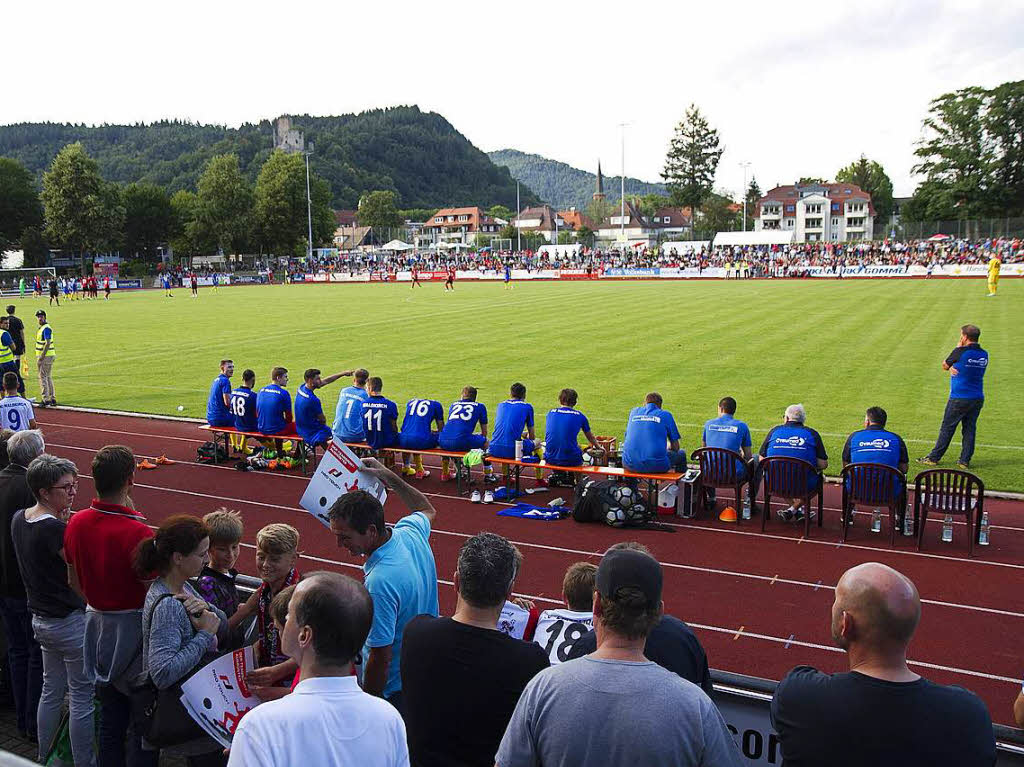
[662,240,711,253]
[381,239,414,252]
[712,230,796,247]
[437,242,471,250]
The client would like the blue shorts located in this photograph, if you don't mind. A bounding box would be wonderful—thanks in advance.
[488,439,536,459]
[207,415,234,428]
[301,426,333,447]
[545,453,583,468]
[439,434,487,452]
[399,433,439,450]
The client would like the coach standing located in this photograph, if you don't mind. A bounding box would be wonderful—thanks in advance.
[34,311,56,408]
[919,324,988,470]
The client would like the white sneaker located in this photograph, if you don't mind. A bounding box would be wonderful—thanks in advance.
[470,490,482,503]
[483,490,494,504]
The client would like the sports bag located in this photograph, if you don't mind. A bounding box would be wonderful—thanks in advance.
[196,441,228,464]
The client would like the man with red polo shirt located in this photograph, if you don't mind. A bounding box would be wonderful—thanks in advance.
[64,445,158,767]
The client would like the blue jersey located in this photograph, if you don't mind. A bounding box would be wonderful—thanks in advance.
[256,384,291,434]
[439,400,488,445]
[622,403,681,471]
[946,344,988,399]
[843,426,907,494]
[362,395,399,449]
[504,266,511,282]
[544,407,591,466]
[760,423,827,465]
[489,399,535,458]
[229,387,258,432]
[333,385,369,441]
[702,414,752,471]
[400,398,444,442]
[294,384,325,441]
[206,374,232,424]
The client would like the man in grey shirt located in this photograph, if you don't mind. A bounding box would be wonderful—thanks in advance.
[496,543,743,767]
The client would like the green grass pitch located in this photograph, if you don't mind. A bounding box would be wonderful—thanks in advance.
[16,278,1022,491]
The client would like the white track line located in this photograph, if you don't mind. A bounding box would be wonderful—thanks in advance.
[69,468,1023,619]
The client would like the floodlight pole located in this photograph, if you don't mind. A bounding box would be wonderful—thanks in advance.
[516,181,521,252]
[619,123,628,242]
[740,161,751,232]
[305,142,315,260]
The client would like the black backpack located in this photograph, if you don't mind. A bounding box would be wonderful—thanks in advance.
[196,441,228,464]
[573,477,674,531]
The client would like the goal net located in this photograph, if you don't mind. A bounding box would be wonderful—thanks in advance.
[0,268,56,296]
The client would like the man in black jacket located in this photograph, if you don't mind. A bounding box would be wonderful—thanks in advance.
[0,429,45,740]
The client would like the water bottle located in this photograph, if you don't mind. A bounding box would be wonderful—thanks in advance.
[870,509,882,533]
[903,512,914,537]
[978,512,990,546]
[741,497,751,520]
[941,514,953,543]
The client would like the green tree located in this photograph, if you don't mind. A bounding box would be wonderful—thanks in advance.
[168,189,211,260]
[634,193,671,218]
[836,155,895,222]
[486,204,515,222]
[357,190,403,229]
[253,151,334,256]
[556,231,575,245]
[122,183,173,258]
[40,142,114,271]
[0,157,43,257]
[585,198,614,227]
[575,225,595,247]
[196,154,253,254]
[982,80,1024,215]
[694,193,740,239]
[661,104,723,217]
[743,177,762,229]
[18,226,50,268]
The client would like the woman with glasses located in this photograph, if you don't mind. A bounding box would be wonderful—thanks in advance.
[10,454,93,766]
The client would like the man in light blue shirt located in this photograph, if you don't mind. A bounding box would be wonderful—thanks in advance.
[332,369,370,443]
[328,457,439,715]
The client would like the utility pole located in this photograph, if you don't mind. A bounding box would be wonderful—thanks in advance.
[739,161,751,232]
[305,142,315,260]
[619,123,628,242]
[516,181,521,252]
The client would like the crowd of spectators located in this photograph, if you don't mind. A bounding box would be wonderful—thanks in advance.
[0,427,1010,766]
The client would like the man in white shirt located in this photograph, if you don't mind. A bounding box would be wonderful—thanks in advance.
[227,571,408,767]
[0,372,36,432]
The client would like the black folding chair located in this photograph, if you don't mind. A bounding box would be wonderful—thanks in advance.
[759,456,823,538]
[692,447,750,521]
[840,463,907,545]
[914,469,984,557]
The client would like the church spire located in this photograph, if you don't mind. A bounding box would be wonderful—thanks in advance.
[593,160,606,201]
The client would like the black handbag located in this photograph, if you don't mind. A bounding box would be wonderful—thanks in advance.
[129,593,208,747]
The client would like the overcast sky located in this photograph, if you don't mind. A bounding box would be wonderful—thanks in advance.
[4,0,1022,198]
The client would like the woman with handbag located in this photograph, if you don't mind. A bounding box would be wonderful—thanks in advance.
[134,514,229,767]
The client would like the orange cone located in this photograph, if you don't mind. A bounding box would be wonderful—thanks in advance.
[719,506,738,522]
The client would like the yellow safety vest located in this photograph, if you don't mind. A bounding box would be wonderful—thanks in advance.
[35,325,55,358]
[0,332,12,364]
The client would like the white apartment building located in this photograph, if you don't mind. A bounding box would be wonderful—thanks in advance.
[755,182,874,242]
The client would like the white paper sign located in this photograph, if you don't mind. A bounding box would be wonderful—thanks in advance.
[179,646,259,748]
[299,441,388,529]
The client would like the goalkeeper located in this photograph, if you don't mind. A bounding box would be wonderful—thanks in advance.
[987,252,1000,297]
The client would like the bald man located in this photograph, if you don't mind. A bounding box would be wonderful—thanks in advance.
[770,563,995,766]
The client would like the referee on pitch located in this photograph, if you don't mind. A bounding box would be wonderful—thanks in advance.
[919,324,988,470]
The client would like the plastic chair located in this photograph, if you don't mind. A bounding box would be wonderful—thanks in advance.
[692,447,750,521]
[840,463,907,545]
[914,469,984,556]
[759,456,824,538]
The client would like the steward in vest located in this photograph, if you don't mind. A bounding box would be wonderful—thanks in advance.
[34,310,56,407]
[757,403,828,523]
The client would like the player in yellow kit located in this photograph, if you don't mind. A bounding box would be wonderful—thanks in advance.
[987,253,1001,297]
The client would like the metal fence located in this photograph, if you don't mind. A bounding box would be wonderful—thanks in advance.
[885,218,1024,241]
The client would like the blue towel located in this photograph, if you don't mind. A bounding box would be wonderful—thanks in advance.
[497,502,569,521]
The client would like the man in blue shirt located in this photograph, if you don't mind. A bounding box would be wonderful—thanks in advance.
[399,396,445,479]
[622,392,686,474]
[701,396,756,512]
[843,406,908,523]
[332,369,370,444]
[439,385,494,497]
[919,324,989,470]
[206,359,234,427]
[490,383,546,493]
[257,366,294,436]
[328,457,440,714]
[544,388,599,467]
[503,263,512,290]
[229,369,258,454]
[758,404,828,523]
[361,377,400,453]
[295,367,351,448]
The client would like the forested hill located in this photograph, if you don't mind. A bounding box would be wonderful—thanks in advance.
[0,107,536,209]
[488,149,667,209]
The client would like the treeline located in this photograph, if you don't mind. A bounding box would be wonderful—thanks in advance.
[0,107,536,210]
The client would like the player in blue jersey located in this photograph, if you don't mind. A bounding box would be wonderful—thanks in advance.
[206,359,235,428]
[399,396,445,479]
[757,403,828,523]
[229,369,258,454]
[503,262,513,290]
[295,368,352,448]
[332,369,370,445]
[701,396,757,513]
[361,377,400,456]
[622,392,686,474]
[490,382,545,487]
[919,324,989,470]
[257,367,297,460]
[438,385,494,491]
[544,388,600,467]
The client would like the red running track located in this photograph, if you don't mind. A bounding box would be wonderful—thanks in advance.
[37,409,1024,726]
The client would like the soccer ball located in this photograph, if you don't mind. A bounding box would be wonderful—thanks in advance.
[611,484,636,508]
[605,506,627,527]
[628,503,648,522]
[582,451,593,465]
